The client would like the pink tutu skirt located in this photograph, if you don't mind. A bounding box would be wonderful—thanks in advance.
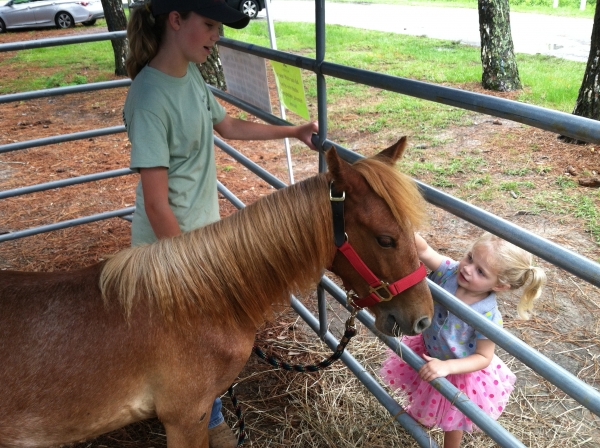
[380,335,516,432]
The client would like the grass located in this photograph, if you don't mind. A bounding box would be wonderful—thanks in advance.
[531,187,600,242]
[284,0,597,18]
[226,20,585,114]
[546,177,600,242]
[223,19,587,172]
[0,3,595,232]
[0,38,114,93]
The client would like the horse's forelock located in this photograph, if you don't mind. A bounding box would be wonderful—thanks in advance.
[352,157,426,231]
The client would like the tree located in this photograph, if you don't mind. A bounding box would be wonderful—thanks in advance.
[100,0,128,76]
[478,0,522,91]
[560,0,600,144]
[197,48,226,90]
[197,25,227,90]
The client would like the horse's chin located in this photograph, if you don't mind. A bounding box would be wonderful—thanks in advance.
[378,315,412,337]
[375,313,431,337]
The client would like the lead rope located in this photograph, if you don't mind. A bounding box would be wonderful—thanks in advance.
[227,310,359,446]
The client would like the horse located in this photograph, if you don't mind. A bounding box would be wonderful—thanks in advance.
[0,137,433,448]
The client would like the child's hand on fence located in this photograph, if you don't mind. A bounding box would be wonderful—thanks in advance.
[295,121,319,151]
[418,354,452,382]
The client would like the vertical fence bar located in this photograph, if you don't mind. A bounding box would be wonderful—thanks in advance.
[315,0,328,170]
[315,0,329,336]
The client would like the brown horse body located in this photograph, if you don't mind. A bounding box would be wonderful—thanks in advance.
[0,140,433,447]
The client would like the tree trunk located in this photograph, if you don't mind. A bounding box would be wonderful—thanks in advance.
[196,25,227,90]
[559,0,600,144]
[478,0,522,92]
[100,0,128,76]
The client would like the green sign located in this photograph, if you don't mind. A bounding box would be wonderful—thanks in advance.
[271,61,310,121]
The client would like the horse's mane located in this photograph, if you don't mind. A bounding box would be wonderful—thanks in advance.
[100,174,333,328]
[99,154,425,328]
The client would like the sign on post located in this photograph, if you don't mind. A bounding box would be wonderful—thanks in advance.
[270,61,310,121]
[218,46,272,114]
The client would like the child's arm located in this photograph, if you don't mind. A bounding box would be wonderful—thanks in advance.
[213,115,319,151]
[414,233,445,272]
[139,167,182,240]
[417,339,495,381]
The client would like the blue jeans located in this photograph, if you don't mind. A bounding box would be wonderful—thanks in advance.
[208,397,224,429]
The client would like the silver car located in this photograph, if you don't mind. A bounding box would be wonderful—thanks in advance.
[0,0,104,32]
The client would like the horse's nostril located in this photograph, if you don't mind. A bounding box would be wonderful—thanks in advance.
[414,316,431,334]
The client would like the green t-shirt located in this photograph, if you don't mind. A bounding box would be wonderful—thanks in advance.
[123,63,227,246]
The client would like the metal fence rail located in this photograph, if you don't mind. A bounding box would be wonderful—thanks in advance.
[217,37,600,144]
[0,79,131,105]
[1,11,600,447]
[0,126,126,154]
[211,88,600,288]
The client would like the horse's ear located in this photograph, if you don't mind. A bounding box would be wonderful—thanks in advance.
[374,136,407,165]
[325,144,356,191]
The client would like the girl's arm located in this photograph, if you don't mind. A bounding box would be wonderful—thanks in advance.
[213,115,319,151]
[139,167,182,240]
[414,233,445,272]
[418,339,496,381]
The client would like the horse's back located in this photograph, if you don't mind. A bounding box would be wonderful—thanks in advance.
[0,262,104,308]
[0,264,107,348]
[0,263,256,447]
[0,264,157,445]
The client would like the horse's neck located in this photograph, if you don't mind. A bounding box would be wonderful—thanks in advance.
[202,175,334,304]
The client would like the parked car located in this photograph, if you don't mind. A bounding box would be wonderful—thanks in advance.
[226,0,265,19]
[0,0,104,32]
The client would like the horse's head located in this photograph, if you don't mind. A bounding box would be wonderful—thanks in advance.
[325,137,433,336]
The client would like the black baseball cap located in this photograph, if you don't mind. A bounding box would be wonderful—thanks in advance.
[151,0,250,29]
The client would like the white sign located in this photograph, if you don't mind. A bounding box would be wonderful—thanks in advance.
[218,46,272,114]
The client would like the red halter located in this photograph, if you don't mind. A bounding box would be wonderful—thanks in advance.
[330,182,426,309]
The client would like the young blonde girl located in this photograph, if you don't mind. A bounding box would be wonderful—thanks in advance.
[123,1,318,446]
[380,232,546,448]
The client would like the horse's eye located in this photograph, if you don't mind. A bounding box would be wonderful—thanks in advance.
[377,236,395,248]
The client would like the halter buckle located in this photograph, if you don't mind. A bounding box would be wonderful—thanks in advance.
[369,281,393,301]
[329,181,345,202]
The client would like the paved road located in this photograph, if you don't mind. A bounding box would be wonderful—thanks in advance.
[259,1,593,62]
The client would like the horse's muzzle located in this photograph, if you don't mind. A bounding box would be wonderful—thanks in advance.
[413,315,431,334]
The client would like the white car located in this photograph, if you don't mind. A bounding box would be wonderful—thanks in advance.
[0,0,104,32]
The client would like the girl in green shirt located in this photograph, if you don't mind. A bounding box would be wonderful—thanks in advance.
[124,1,318,446]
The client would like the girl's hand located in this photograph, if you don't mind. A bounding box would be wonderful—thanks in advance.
[418,354,452,381]
[418,340,496,382]
[295,121,319,151]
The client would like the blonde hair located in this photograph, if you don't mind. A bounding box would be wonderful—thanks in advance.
[125,3,190,80]
[474,233,547,320]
